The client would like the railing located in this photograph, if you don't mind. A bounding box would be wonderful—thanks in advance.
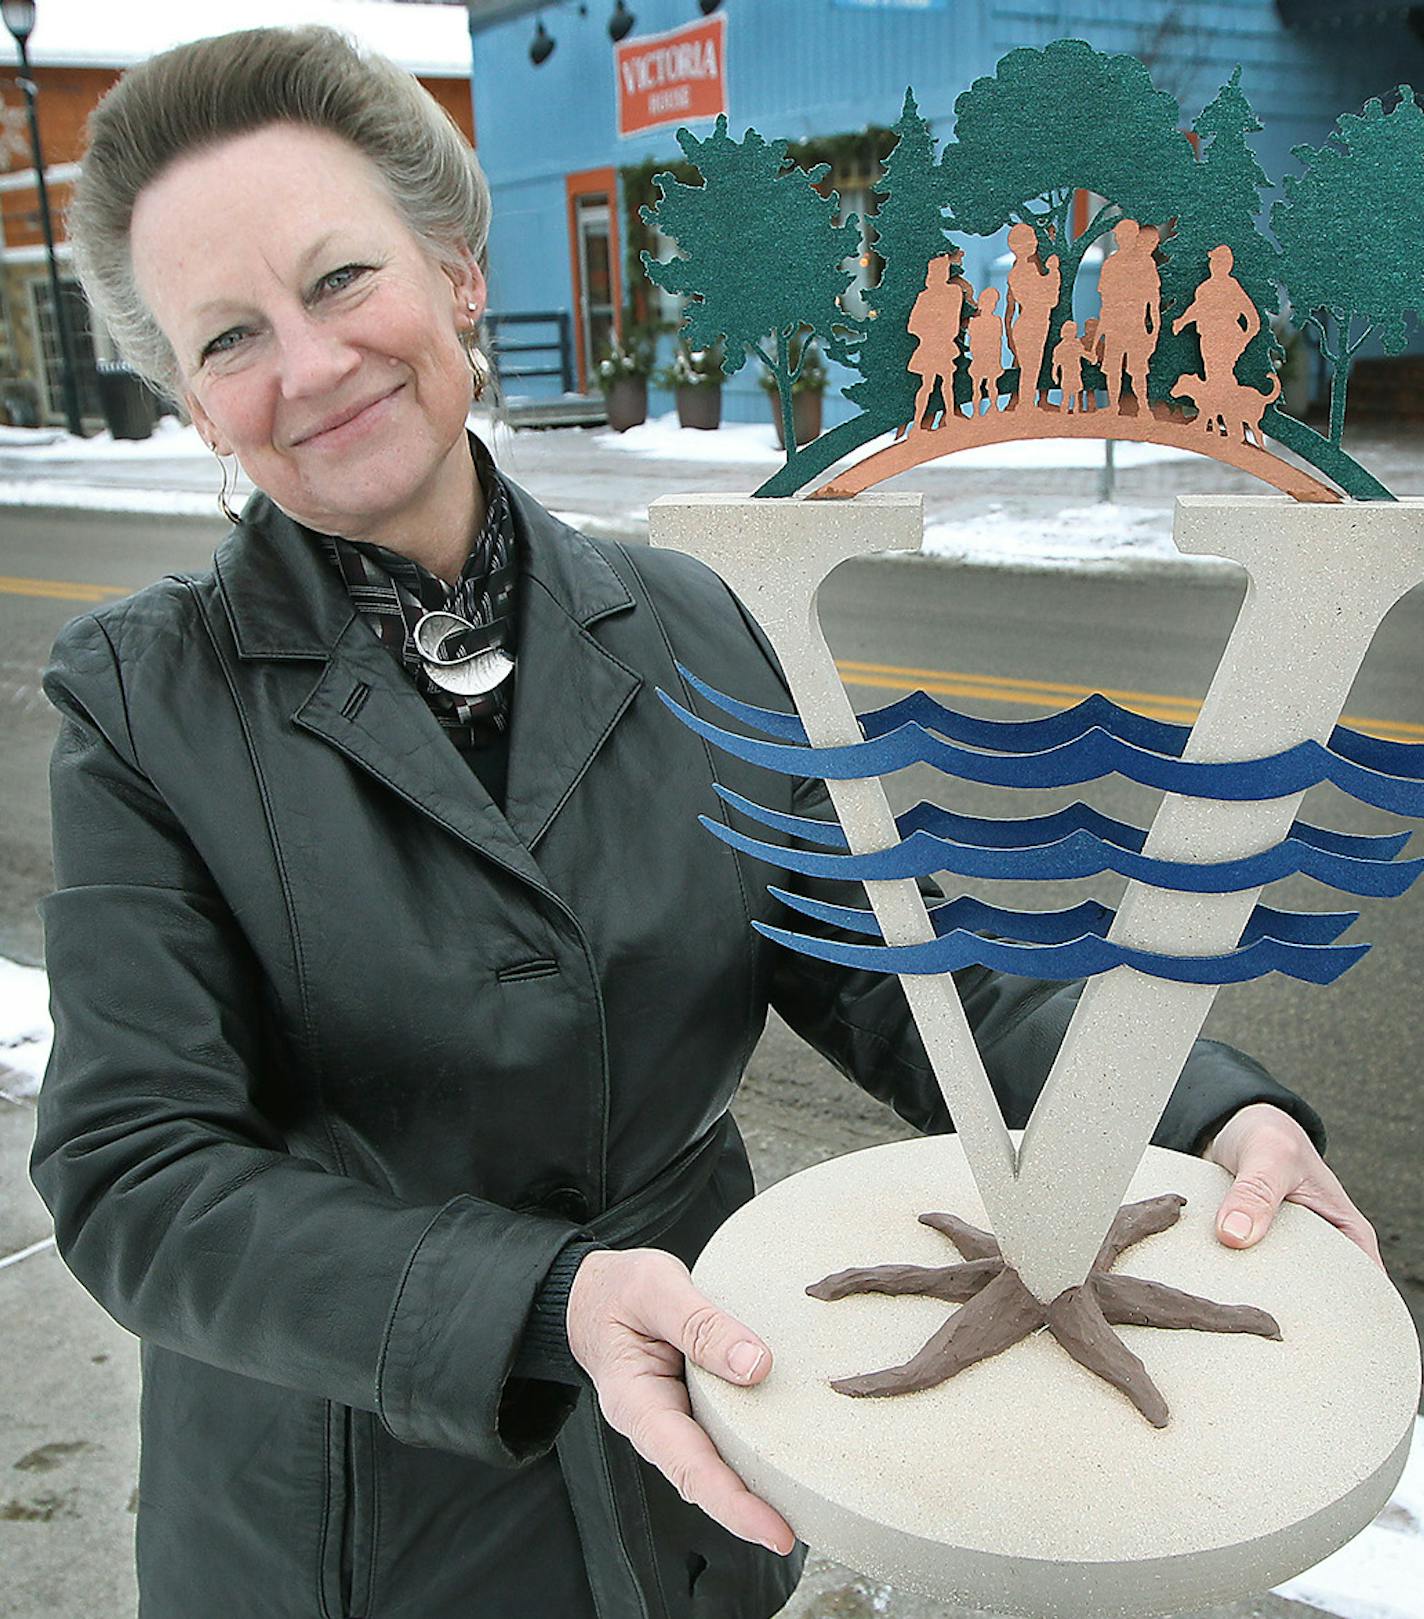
[486,311,575,394]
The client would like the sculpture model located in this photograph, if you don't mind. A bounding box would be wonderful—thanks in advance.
[641,40,1423,1618]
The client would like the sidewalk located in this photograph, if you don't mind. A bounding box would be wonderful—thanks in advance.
[3,411,1421,575]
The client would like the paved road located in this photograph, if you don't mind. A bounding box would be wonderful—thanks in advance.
[0,505,1417,1618]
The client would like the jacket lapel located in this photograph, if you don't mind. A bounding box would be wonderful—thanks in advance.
[500,479,642,852]
[212,449,641,884]
[294,616,550,886]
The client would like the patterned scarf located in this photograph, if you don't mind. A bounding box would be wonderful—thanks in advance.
[315,434,517,750]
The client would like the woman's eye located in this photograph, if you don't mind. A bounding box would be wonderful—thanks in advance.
[203,329,245,360]
[320,264,368,294]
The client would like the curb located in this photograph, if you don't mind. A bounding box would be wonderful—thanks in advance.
[0,487,1238,582]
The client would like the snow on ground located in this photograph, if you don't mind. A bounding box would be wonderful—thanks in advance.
[585,413,787,464]
[0,957,51,1103]
[0,481,222,518]
[0,416,208,458]
[919,501,1232,573]
[1,946,1420,1618]
[587,411,1196,472]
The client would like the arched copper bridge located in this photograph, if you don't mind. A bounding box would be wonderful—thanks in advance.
[809,402,1341,502]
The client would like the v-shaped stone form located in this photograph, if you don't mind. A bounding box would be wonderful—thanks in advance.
[652,494,1024,1257]
[649,494,1424,1306]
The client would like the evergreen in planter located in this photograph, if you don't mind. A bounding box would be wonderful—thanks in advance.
[761,336,827,448]
[597,327,655,432]
[658,343,725,431]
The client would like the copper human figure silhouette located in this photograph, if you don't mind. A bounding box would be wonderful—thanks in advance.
[1172,245,1278,445]
[966,286,1006,414]
[817,218,1327,501]
[1051,318,1101,414]
[905,251,974,432]
[1095,219,1161,413]
[1004,222,1060,409]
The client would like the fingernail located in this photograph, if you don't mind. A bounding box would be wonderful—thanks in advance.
[729,1342,765,1381]
[1223,1211,1253,1242]
[760,1537,790,1556]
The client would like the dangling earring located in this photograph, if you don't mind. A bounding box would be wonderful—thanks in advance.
[207,440,241,525]
[460,300,491,401]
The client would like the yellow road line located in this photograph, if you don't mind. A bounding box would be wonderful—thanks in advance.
[2,575,1418,744]
[835,658,1424,744]
[0,574,128,603]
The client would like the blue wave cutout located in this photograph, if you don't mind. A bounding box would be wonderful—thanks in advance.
[711,784,1411,863]
[751,918,1368,987]
[702,816,1423,898]
[765,887,1361,948]
[674,663,1424,782]
[658,688,1424,818]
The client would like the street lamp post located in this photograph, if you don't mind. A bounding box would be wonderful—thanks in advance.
[3,0,86,436]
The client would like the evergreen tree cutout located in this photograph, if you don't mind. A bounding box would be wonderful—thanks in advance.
[1156,66,1280,407]
[834,91,955,431]
[641,117,860,474]
[1273,86,1424,450]
[758,89,952,498]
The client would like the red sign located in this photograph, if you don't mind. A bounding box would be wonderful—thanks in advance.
[615,14,727,139]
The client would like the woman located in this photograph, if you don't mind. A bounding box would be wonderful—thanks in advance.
[34,25,1376,1619]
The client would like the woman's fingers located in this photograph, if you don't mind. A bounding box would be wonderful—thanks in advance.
[1205,1102,1384,1266]
[619,1372,796,1554]
[565,1248,796,1554]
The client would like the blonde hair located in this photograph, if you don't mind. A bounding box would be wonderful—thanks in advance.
[65,24,492,417]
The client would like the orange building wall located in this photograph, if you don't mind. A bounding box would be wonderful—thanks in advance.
[1,67,119,249]
[421,75,476,148]
[1,67,474,251]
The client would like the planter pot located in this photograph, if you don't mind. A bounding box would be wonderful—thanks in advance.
[676,382,722,431]
[770,390,824,449]
[604,376,648,433]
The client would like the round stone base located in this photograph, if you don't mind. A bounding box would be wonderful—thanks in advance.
[688,1137,1420,1619]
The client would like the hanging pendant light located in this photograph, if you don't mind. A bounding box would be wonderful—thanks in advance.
[529,18,555,65]
[609,2,635,41]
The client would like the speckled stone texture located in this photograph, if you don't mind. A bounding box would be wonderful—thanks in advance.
[689,1136,1420,1619]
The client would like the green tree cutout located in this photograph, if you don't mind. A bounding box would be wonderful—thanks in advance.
[758,88,951,498]
[1155,66,1280,405]
[941,39,1198,388]
[1272,86,1424,452]
[641,116,860,474]
[633,47,1409,500]
[836,90,954,428]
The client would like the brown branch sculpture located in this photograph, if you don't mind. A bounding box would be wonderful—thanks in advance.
[806,1194,1281,1426]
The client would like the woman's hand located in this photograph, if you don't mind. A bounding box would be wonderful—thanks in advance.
[566,1248,796,1556]
[1203,1102,1382,1266]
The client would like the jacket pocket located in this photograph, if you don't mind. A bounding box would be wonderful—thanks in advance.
[320,1401,377,1618]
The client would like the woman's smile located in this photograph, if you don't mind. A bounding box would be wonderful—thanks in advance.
[294,380,406,450]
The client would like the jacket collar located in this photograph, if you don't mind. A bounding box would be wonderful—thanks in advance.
[211,433,641,862]
[213,433,634,655]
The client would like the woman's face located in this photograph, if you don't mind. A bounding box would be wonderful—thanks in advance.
[130,122,485,541]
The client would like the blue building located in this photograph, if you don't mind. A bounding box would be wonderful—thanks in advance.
[467,0,1424,425]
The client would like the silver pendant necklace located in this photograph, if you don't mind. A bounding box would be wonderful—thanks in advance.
[412,609,515,697]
